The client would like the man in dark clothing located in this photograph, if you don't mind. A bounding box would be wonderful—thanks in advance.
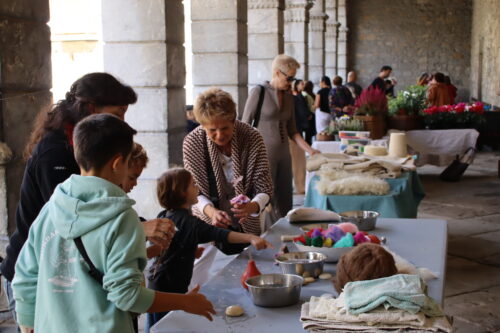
[370,65,392,91]
[345,71,363,100]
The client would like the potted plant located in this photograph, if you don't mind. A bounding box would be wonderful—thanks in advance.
[422,102,485,129]
[316,120,338,141]
[354,87,388,139]
[388,85,426,130]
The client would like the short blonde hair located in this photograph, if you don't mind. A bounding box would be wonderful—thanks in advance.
[193,88,237,125]
[129,142,149,169]
[272,54,300,76]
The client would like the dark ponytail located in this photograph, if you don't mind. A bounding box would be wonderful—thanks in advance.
[24,72,137,159]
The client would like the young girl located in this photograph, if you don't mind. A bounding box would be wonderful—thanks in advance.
[146,168,273,329]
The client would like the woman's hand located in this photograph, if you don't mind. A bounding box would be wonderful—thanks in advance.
[231,202,260,223]
[249,235,274,250]
[184,285,216,321]
[309,148,321,155]
[143,218,176,249]
[207,206,232,228]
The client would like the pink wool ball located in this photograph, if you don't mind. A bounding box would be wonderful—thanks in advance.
[338,222,359,234]
[353,231,370,245]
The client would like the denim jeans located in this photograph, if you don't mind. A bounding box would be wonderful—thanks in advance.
[2,278,20,332]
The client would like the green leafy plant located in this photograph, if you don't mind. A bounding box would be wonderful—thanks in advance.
[388,85,427,116]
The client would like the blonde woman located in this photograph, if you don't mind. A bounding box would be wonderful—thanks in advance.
[183,88,273,286]
[242,54,320,219]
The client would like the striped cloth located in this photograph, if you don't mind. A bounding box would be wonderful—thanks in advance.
[183,120,273,235]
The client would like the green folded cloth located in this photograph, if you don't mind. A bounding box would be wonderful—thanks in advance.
[343,274,443,316]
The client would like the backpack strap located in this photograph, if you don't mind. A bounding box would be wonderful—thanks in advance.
[74,237,104,286]
[252,85,266,128]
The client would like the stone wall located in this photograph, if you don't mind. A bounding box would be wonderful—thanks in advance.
[470,0,500,107]
[0,0,52,252]
[347,0,472,101]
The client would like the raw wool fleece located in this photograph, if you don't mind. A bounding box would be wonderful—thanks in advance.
[316,169,390,196]
[183,121,273,235]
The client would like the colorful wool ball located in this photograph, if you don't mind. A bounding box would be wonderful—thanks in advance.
[338,222,359,234]
[327,228,346,242]
[311,229,323,238]
[312,236,323,247]
[367,234,381,244]
[323,237,333,247]
[353,231,370,245]
[306,229,315,238]
[294,235,307,245]
[333,233,355,248]
[305,235,312,246]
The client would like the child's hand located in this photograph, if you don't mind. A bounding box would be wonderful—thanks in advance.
[209,208,232,228]
[147,244,163,259]
[143,218,176,249]
[250,236,274,250]
[195,246,205,259]
[185,285,216,321]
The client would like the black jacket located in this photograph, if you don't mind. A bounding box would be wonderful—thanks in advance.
[293,94,311,133]
[147,209,230,294]
[0,130,79,281]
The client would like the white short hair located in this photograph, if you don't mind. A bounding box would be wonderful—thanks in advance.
[272,54,300,76]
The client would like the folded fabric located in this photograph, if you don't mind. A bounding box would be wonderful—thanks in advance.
[343,274,443,317]
[301,299,453,333]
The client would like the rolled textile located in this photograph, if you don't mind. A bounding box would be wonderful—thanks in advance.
[389,132,408,157]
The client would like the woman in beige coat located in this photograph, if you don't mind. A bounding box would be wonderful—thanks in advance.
[242,54,319,219]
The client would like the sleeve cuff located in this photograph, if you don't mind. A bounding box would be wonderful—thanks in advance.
[250,193,270,217]
[128,286,156,313]
[195,195,213,216]
[15,310,35,328]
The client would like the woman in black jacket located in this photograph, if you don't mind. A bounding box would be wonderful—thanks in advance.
[0,72,139,321]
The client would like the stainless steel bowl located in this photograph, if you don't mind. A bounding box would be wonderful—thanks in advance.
[245,274,303,307]
[276,252,326,278]
[339,210,379,231]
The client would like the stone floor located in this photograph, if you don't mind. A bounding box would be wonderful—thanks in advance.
[1,151,499,332]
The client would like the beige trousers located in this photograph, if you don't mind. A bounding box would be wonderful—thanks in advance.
[289,139,306,194]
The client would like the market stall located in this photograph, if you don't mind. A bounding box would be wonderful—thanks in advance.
[152,217,447,333]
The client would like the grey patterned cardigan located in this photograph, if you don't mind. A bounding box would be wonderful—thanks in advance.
[183,121,273,235]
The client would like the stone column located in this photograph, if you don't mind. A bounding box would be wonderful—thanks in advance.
[0,143,13,254]
[0,1,52,250]
[191,0,248,116]
[284,0,313,80]
[102,0,186,217]
[248,0,285,89]
[324,0,340,78]
[337,0,348,81]
[308,0,328,86]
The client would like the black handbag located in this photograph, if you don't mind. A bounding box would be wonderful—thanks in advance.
[252,85,266,128]
[440,147,476,182]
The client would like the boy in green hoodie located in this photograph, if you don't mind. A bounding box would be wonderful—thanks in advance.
[12,114,215,333]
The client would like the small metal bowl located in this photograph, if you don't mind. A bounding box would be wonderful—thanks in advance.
[339,210,380,231]
[276,252,326,278]
[245,274,303,307]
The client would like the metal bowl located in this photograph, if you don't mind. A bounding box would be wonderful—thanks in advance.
[276,252,326,278]
[245,274,303,307]
[339,210,379,231]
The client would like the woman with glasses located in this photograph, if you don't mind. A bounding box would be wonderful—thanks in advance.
[242,54,319,220]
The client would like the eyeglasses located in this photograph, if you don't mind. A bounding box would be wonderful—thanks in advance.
[280,70,296,82]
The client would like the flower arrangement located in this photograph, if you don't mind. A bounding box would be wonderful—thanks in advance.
[323,116,365,136]
[422,102,485,129]
[354,87,388,116]
[388,85,427,116]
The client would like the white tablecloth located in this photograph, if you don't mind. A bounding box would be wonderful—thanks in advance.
[405,129,479,166]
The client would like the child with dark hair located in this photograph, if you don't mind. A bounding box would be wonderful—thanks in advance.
[333,243,398,293]
[12,114,216,333]
[146,168,273,331]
